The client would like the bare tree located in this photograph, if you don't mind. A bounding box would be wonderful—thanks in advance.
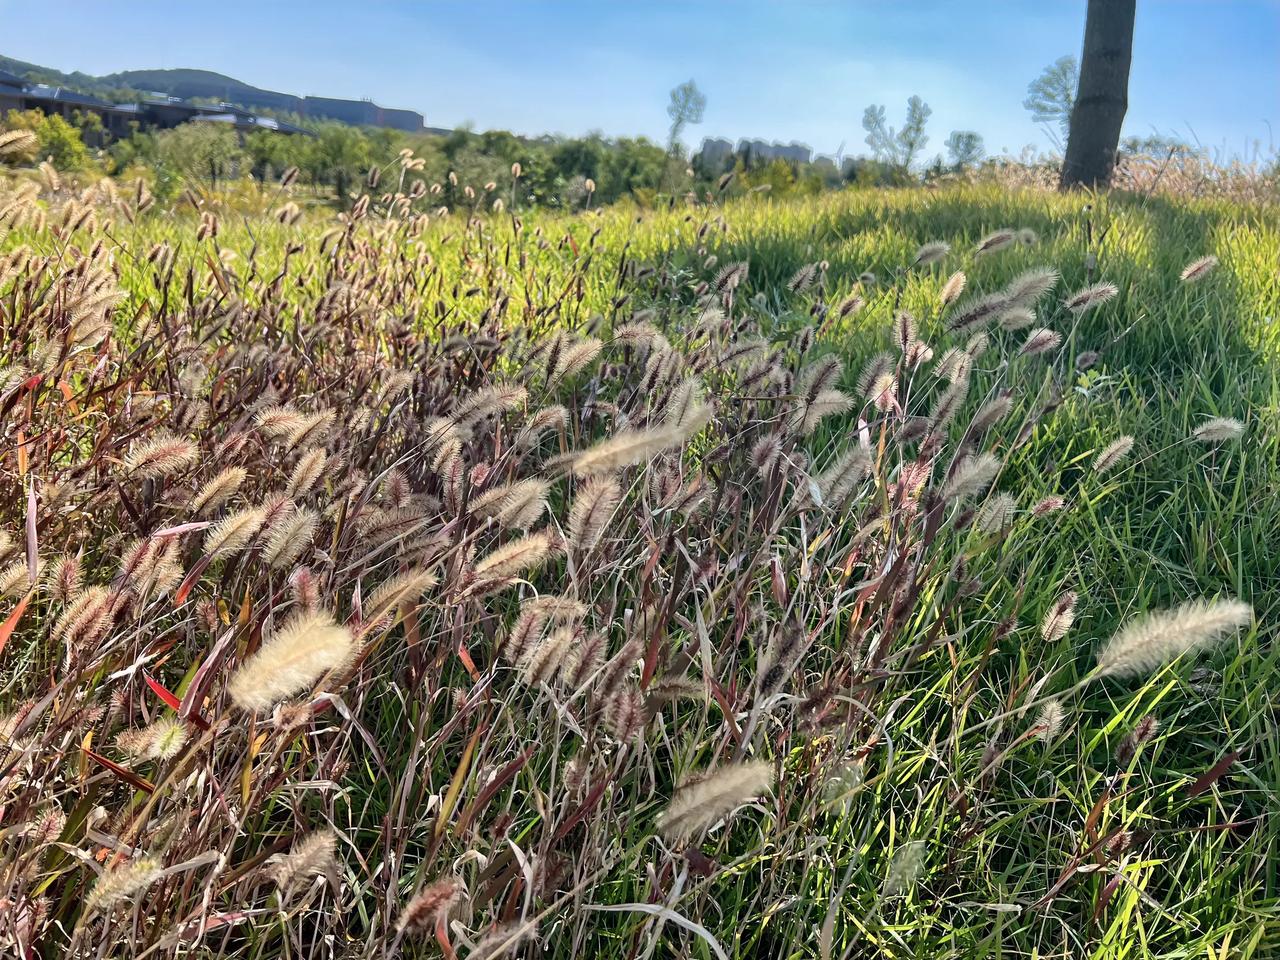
[1061,0,1136,189]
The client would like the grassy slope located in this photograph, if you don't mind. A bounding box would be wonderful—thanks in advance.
[372,184,1280,957]
[3,180,1278,957]
[613,186,1280,957]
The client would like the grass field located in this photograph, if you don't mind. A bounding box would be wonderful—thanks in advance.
[1,171,1277,958]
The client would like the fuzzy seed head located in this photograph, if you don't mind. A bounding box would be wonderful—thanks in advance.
[657,760,773,839]
[1041,591,1078,643]
[1064,282,1119,314]
[86,857,163,914]
[123,433,199,480]
[1180,255,1218,283]
[1095,599,1252,680]
[227,611,356,711]
[913,241,950,266]
[1191,416,1244,443]
[1092,436,1135,475]
[270,829,338,895]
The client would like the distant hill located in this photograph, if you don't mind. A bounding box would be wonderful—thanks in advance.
[0,55,425,132]
[0,53,142,101]
[98,68,305,113]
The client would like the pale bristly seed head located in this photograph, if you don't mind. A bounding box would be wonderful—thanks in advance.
[568,476,622,554]
[1035,698,1065,741]
[1064,282,1119,314]
[203,505,267,559]
[227,611,356,711]
[912,241,950,266]
[944,453,1001,503]
[1093,599,1252,680]
[269,829,339,896]
[85,857,163,914]
[1092,436,1135,475]
[1041,590,1078,644]
[1191,416,1244,443]
[1179,255,1219,283]
[940,270,967,305]
[656,760,773,839]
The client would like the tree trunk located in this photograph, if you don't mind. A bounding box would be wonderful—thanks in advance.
[1060,0,1136,189]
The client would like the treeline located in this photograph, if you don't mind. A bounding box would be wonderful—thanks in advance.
[0,108,686,208]
[2,84,1244,213]
[0,107,979,210]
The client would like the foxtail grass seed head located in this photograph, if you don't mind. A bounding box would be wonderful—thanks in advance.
[203,505,267,559]
[657,760,773,839]
[816,446,872,507]
[946,292,1009,333]
[0,129,39,156]
[568,476,622,553]
[397,878,464,934]
[857,352,895,400]
[940,270,966,305]
[1032,494,1067,516]
[270,830,338,895]
[838,291,866,317]
[1064,282,1119,314]
[115,716,187,761]
[791,389,854,436]
[976,492,1017,533]
[1094,599,1252,680]
[470,478,551,529]
[123,433,199,480]
[1035,699,1065,741]
[364,569,437,626]
[85,857,163,914]
[1092,436,1135,475]
[471,531,555,588]
[971,394,1013,433]
[1192,416,1245,443]
[1116,713,1160,763]
[572,421,702,476]
[262,506,320,570]
[975,229,1016,255]
[1041,591,1078,643]
[1180,255,1219,282]
[227,611,356,711]
[882,840,927,897]
[998,307,1036,331]
[191,467,248,515]
[913,241,949,266]
[944,453,1001,503]
[1018,327,1063,357]
[1005,266,1059,306]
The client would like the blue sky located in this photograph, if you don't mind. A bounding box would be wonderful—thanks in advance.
[2,1,1276,160]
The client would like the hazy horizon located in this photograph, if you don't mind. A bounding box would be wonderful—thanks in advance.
[3,0,1276,161]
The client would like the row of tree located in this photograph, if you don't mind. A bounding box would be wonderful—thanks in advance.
[0,2,1156,202]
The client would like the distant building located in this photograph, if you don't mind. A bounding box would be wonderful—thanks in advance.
[697,137,735,167]
[736,139,812,165]
[1,70,422,140]
[695,136,815,170]
[302,96,423,132]
[0,78,139,142]
[0,75,312,143]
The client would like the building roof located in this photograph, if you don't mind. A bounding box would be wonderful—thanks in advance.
[25,84,116,109]
[192,112,311,135]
